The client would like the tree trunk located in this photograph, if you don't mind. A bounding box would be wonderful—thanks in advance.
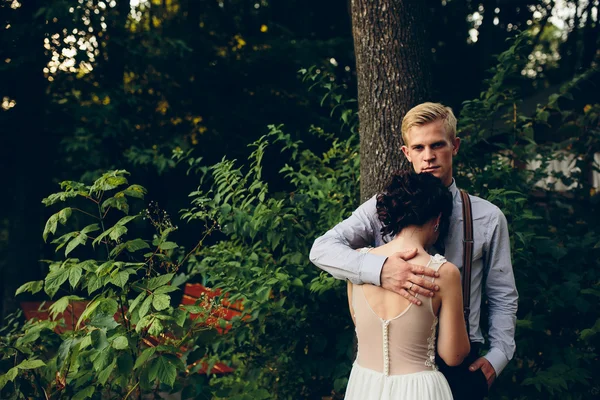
[351,0,433,201]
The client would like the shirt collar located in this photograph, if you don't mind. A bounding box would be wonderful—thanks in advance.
[448,178,460,200]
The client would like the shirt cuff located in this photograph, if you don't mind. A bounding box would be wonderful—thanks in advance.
[359,253,387,286]
[484,347,509,376]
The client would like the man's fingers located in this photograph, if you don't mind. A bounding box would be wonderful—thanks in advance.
[410,263,440,279]
[398,288,422,306]
[469,358,485,371]
[410,275,439,292]
[409,283,435,298]
[394,248,418,261]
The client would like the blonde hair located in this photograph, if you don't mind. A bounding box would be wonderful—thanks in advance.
[401,102,457,145]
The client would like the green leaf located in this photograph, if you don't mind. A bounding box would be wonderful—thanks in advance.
[93,227,114,247]
[115,215,139,226]
[15,280,44,296]
[173,309,187,327]
[139,295,153,318]
[45,267,70,298]
[110,270,130,289]
[79,334,92,350]
[136,315,154,333]
[92,216,135,246]
[0,367,19,390]
[69,265,83,288]
[78,259,98,272]
[111,239,150,258]
[109,225,128,241]
[91,171,129,193]
[72,386,95,400]
[147,273,175,291]
[78,298,101,328]
[148,318,164,336]
[51,231,77,251]
[43,213,58,242]
[58,207,73,224]
[65,232,88,257]
[86,274,102,295]
[126,238,150,252]
[96,261,115,276]
[134,347,156,370]
[49,295,72,319]
[121,185,147,199]
[57,337,75,370]
[152,294,170,311]
[158,241,178,250]
[91,329,109,351]
[42,182,87,206]
[97,358,116,385]
[81,223,100,234]
[101,196,129,214]
[129,291,146,313]
[89,314,119,330]
[17,359,46,369]
[148,356,177,387]
[111,336,129,350]
[154,285,179,295]
[91,347,111,372]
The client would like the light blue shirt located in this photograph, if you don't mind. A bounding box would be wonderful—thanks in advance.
[309,180,518,375]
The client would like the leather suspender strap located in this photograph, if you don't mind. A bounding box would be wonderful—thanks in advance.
[460,190,473,336]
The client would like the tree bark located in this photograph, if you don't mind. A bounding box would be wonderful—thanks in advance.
[351,0,432,201]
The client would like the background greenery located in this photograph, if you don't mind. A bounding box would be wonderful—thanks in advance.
[0,0,599,399]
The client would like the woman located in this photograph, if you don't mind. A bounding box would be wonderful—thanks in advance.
[345,171,470,400]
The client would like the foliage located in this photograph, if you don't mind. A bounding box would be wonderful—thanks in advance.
[1,15,599,400]
[0,171,219,399]
[456,33,600,400]
[180,120,360,398]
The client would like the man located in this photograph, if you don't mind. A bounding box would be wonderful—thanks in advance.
[309,102,518,400]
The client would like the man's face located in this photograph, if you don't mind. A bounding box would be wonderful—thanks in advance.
[401,120,460,187]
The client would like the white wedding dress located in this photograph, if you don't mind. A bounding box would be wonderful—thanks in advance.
[345,253,453,400]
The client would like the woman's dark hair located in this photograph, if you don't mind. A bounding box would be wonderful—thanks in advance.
[376,171,453,242]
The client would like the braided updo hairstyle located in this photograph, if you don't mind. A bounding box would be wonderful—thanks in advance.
[376,171,453,242]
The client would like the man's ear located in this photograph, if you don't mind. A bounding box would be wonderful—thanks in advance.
[452,137,461,156]
[401,145,411,162]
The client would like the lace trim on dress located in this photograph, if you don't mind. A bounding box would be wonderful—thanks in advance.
[425,316,439,371]
[430,253,446,264]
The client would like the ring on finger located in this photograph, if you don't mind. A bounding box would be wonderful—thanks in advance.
[408,283,414,291]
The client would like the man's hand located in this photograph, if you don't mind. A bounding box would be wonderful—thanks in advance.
[469,357,496,389]
[380,249,440,305]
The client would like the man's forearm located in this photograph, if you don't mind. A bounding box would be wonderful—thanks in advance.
[309,195,384,285]
[484,210,518,376]
[309,229,386,285]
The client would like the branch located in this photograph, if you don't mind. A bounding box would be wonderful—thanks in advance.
[124,381,140,400]
[175,221,217,270]
[71,208,100,220]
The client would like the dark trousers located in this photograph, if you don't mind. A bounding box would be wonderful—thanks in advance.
[436,343,488,400]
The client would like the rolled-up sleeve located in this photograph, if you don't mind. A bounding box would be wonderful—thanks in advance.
[483,209,518,376]
[309,196,386,285]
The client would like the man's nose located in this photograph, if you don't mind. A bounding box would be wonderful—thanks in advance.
[423,147,435,161]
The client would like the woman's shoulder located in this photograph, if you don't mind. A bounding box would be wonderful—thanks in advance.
[437,261,461,291]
